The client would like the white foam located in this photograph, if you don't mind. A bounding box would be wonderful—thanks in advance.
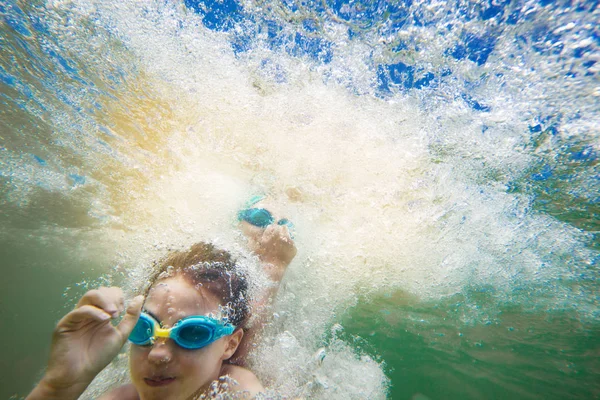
[35,0,599,397]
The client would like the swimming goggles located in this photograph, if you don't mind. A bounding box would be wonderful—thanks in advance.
[129,312,235,350]
[238,195,295,237]
[238,208,292,229]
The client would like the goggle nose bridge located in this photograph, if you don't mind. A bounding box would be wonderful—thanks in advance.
[153,327,171,338]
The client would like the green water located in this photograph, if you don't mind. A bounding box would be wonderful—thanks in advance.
[339,291,600,399]
[0,233,110,398]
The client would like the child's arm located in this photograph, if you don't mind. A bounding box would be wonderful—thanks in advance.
[97,383,139,400]
[26,288,143,400]
[234,210,297,364]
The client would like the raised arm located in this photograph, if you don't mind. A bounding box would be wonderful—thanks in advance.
[234,202,297,364]
[26,288,143,400]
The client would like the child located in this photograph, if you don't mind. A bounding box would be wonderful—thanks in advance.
[26,202,296,400]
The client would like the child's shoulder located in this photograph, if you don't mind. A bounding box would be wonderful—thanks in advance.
[221,364,265,397]
[97,383,139,400]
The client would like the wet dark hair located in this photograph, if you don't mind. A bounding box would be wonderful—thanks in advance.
[147,242,249,328]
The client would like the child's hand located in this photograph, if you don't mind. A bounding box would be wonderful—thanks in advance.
[234,202,298,363]
[34,288,143,399]
[240,205,297,280]
[255,223,297,267]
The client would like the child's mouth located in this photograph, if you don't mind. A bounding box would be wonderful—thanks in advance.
[144,376,176,387]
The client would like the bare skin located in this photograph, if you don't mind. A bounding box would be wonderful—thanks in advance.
[98,365,263,400]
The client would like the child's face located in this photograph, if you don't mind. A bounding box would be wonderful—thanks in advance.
[129,275,231,400]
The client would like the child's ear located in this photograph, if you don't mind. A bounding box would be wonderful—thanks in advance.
[222,329,244,360]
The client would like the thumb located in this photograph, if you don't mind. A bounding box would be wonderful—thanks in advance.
[116,295,144,340]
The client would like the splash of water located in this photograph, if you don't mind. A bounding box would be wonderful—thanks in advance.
[1,0,598,398]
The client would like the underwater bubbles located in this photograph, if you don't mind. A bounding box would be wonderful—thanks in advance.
[1,0,599,398]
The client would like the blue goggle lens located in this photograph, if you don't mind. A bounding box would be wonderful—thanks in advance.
[238,208,274,227]
[238,208,295,237]
[129,314,154,345]
[175,323,212,348]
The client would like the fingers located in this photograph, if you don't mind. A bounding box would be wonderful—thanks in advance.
[77,287,124,318]
[240,220,263,240]
[56,305,112,333]
[277,224,293,242]
[261,224,277,243]
[261,224,293,246]
[55,294,144,342]
[116,295,144,339]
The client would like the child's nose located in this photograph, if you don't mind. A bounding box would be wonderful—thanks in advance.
[147,340,174,364]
